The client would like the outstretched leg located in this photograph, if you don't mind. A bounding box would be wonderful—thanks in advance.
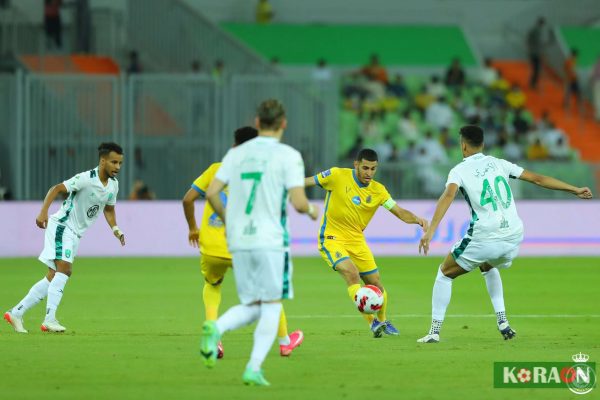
[480,264,516,340]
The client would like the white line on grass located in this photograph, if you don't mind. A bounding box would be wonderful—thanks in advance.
[291,314,600,319]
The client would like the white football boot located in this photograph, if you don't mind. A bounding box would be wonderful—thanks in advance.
[417,333,440,343]
[4,311,28,333]
[41,319,66,333]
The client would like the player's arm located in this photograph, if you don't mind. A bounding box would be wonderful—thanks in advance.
[419,183,459,256]
[206,178,227,223]
[103,205,125,246]
[289,187,319,220]
[36,183,68,229]
[386,201,429,231]
[518,170,593,199]
[304,176,317,188]
[182,188,202,247]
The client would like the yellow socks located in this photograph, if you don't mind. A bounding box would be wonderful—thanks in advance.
[203,282,221,321]
[376,289,388,322]
[277,307,289,340]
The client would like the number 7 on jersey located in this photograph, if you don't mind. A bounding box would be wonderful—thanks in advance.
[241,172,263,215]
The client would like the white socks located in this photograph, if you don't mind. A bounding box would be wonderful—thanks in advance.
[247,302,282,373]
[216,304,260,335]
[430,266,453,334]
[45,272,69,322]
[482,268,508,324]
[12,277,51,318]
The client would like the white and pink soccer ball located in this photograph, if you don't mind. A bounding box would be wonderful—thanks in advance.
[354,285,384,314]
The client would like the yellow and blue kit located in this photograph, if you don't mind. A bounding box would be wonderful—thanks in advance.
[313,167,395,275]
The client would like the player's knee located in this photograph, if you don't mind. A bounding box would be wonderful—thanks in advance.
[205,277,224,287]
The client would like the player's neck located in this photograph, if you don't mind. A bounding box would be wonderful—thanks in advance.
[464,149,483,158]
[97,166,109,185]
[259,130,282,140]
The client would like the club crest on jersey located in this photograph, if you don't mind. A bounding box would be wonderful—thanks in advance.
[108,193,114,201]
[366,195,372,204]
[351,196,361,205]
[87,205,99,218]
[321,169,331,178]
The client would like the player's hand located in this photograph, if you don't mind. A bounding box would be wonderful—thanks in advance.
[307,204,319,221]
[575,187,593,199]
[419,232,432,256]
[113,228,125,246]
[417,217,429,233]
[188,229,199,247]
[36,211,48,229]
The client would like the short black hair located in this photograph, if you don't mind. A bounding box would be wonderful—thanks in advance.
[257,99,286,130]
[356,148,378,162]
[459,125,484,147]
[234,126,258,145]
[98,142,123,158]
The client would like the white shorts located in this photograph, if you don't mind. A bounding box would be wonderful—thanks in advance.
[38,219,80,270]
[232,250,293,305]
[451,234,523,272]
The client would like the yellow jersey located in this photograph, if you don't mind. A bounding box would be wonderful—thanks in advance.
[191,162,231,260]
[314,167,393,242]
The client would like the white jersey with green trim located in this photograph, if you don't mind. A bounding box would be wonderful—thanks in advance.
[215,136,305,252]
[446,153,524,241]
[50,167,119,237]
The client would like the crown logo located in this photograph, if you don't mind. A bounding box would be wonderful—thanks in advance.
[572,352,590,363]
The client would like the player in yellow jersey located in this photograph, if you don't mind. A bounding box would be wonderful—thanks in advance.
[305,149,428,337]
[182,126,304,357]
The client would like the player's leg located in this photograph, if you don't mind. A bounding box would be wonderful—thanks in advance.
[278,306,304,356]
[354,244,398,336]
[42,259,71,332]
[417,252,469,343]
[201,251,261,368]
[4,267,53,333]
[200,254,231,358]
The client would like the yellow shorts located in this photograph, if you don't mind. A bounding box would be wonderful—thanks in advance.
[319,238,378,276]
[200,253,232,285]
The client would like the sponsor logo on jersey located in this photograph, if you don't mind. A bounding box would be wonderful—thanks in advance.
[351,196,361,205]
[87,205,100,218]
[321,169,331,178]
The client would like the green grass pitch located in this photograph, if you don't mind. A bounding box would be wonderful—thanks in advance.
[1,256,599,400]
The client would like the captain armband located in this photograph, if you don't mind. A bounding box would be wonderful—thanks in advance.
[382,198,396,210]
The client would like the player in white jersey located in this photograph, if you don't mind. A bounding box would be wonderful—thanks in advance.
[4,143,125,334]
[200,99,319,386]
[416,125,593,343]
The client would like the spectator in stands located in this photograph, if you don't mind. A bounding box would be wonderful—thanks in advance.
[478,57,499,87]
[361,54,388,85]
[388,144,400,162]
[191,60,204,74]
[127,51,142,74]
[539,121,567,152]
[418,130,448,163]
[415,85,435,112]
[536,110,552,131]
[256,0,274,24]
[425,96,454,130]
[397,109,420,141]
[500,134,523,162]
[129,180,156,200]
[342,73,369,101]
[414,146,446,197]
[44,0,63,49]
[346,137,364,160]
[444,58,466,87]
[438,127,457,148]
[549,136,572,161]
[400,141,417,163]
[373,135,394,162]
[360,110,383,145]
[592,55,600,121]
[527,138,549,161]
[426,75,446,98]
[387,74,408,98]
[212,59,225,84]
[512,108,530,138]
[563,48,582,113]
[506,84,526,109]
[462,96,488,122]
[312,58,332,81]
[73,0,91,53]
[526,17,547,90]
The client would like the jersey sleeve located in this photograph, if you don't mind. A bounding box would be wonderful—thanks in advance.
[313,167,339,190]
[107,181,118,206]
[501,159,525,179]
[191,163,218,197]
[215,150,234,184]
[379,185,395,208]
[446,167,462,188]
[285,150,306,189]
[63,172,90,193]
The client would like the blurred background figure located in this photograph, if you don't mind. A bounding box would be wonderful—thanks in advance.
[256,0,274,24]
[129,180,155,200]
[44,0,62,49]
[526,16,547,90]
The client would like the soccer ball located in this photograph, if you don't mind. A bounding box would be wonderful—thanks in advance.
[354,285,384,314]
